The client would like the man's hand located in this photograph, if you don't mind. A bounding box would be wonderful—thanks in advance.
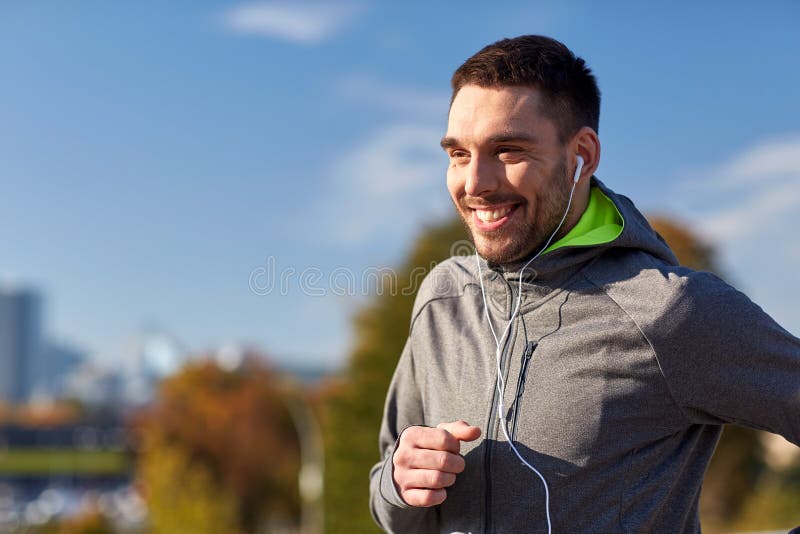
[392,420,482,507]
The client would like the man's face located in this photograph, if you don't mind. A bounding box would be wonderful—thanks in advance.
[442,84,572,264]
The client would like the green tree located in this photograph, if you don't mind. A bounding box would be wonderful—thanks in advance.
[729,462,800,531]
[322,218,468,533]
[140,431,242,534]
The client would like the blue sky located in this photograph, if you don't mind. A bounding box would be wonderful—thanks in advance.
[1,1,798,370]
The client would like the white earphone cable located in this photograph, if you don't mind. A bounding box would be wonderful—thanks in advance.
[474,156,583,534]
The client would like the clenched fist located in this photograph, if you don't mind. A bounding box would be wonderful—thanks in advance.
[392,420,482,507]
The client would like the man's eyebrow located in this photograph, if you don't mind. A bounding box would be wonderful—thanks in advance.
[440,136,459,150]
[439,133,539,150]
[487,133,539,145]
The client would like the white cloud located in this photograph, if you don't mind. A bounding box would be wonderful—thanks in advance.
[682,135,800,243]
[222,2,363,44]
[682,134,800,191]
[336,75,449,118]
[701,180,800,242]
[335,123,443,195]
[323,123,450,244]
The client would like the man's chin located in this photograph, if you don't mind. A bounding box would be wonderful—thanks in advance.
[458,216,535,264]
[473,237,528,265]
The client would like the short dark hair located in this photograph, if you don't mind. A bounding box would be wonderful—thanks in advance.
[451,35,600,142]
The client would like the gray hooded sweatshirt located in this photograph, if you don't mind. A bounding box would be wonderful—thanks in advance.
[369,178,800,533]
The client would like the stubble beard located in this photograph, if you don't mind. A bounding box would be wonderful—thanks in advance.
[457,159,572,265]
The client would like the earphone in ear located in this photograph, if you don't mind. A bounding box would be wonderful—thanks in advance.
[573,155,584,184]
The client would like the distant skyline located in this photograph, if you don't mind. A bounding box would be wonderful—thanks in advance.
[1,2,798,368]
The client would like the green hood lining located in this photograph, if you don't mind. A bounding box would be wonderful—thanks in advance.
[543,185,625,254]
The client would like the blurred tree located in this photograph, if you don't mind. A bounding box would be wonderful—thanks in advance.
[729,461,800,531]
[648,215,718,273]
[136,354,301,533]
[57,508,115,534]
[0,401,12,422]
[30,508,114,534]
[140,430,242,534]
[321,218,468,533]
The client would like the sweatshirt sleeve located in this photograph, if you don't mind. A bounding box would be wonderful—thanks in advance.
[649,271,800,445]
[368,338,440,533]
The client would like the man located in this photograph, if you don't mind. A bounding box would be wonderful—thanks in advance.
[369,35,800,532]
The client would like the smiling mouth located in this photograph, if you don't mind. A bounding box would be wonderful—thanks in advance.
[469,203,520,230]
[474,205,514,223]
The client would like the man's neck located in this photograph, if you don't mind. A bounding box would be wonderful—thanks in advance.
[555,181,591,243]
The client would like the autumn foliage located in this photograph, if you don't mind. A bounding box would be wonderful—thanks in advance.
[136,354,301,533]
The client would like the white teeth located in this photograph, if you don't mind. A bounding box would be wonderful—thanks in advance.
[475,206,512,222]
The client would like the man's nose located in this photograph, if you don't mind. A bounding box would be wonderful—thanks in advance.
[464,156,501,197]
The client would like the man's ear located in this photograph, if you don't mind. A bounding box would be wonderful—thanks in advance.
[572,126,601,181]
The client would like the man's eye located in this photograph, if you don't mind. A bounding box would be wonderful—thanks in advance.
[496,146,520,155]
[450,150,469,159]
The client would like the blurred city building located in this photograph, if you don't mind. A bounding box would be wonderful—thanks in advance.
[31,341,86,402]
[0,286,43,403]
[60,327,186,408]
[0,285,88,405]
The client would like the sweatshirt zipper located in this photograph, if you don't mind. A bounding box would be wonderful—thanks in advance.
[483,317,517,534]
[510,341,537,442]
